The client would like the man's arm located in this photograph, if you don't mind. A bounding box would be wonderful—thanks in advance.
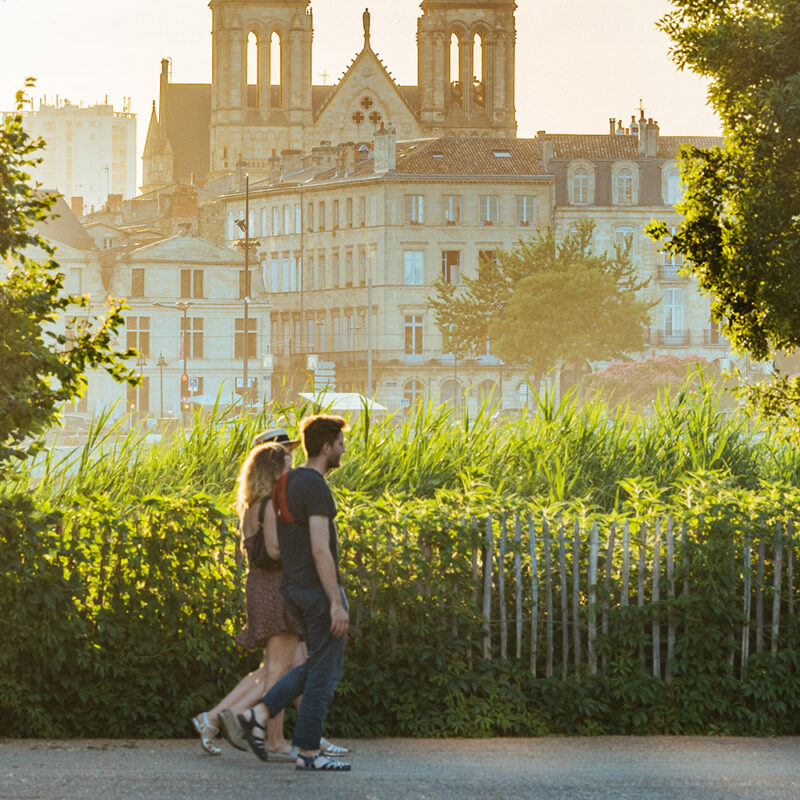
[309,515,348,637]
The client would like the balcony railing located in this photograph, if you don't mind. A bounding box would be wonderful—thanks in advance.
[657,264,686,281]
[649,329,691,346]
[703,330,728,347]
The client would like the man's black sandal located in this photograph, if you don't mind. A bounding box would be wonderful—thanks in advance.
[236,709,269,762]
[296,752,351,771]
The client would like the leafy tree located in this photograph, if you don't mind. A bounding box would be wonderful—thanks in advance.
[0,82,136,471]
[648,0,800,418]
[427,219,652,386]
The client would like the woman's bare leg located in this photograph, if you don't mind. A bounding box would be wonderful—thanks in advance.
[203,663,267,728]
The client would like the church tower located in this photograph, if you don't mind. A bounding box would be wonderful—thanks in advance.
[417,0,517,138]
[209,0,313,174]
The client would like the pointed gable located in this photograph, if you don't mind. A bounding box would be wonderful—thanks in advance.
[124,231,242,266]
[314,45,421,143]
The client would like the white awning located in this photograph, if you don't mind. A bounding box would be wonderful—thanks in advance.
[298,392,387,412]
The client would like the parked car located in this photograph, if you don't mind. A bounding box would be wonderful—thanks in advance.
[60,414,91,437]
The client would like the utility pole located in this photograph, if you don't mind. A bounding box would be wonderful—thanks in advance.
[243,174,250,409]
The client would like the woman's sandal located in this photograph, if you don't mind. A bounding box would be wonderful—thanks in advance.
[218,708,248,751]
[320,738,350,757]
[296,752,351,771]
[191,712,221,756]
[236,708,269,762]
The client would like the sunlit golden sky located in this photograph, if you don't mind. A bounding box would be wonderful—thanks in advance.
[0,0,720,189]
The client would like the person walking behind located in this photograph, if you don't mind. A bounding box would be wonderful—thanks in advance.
[238,415,351,772]
[192,437,301,758]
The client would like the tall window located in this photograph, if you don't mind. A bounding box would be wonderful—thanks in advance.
[228,212,236,241]
[272,206,280,235]
[663,288,684,342]
[180,269,203,299]
[346,197,353,227]
[617,167,634,205]
[405,194,424,225]
[661,226,684,274]
[358,247,367,286]
[614,226,636,263]
[332,250,340,286]
[306,202,314,231]
[404,251,424,285]
[665,168,682,205]
[442,195,461,224]
[345,249,353,285]
[239,269,249,299]
[307,254,314,291]
[479,195,499,225]
[65,316,89,353]
[283,205,290,234]
[573,167,589,205]
[180,317,204,359]
[294,203,301,234]
[318,253,326,289]
[404,314,423,356]
[403,379,424,413]
[359,196,367,226]
[270,257,280,293]
[441,250,461,284]
[516,196,535,226]
[126,316,150,357]
[131,268,145,298]
[318,201,326,230]
[127,377,150,414]
[260,208,268,236]
[478,250,497,282]
[332,199,340,229]
[449,33,461,104]
[235,318,258,359]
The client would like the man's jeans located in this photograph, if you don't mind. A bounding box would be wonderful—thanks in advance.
[258,584,347,751]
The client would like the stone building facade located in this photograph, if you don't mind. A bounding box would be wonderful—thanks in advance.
[143,0,517,190]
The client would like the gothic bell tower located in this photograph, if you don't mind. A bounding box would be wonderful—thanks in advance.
[417,0,517,137]
[209,0,313,174]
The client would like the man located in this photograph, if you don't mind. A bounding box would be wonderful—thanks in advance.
[238,414,351,772]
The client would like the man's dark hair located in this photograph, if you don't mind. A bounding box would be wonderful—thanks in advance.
[300,414,348,457]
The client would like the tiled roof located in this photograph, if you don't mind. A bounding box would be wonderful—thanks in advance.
[547,134,723,161]
[395,137,547,176]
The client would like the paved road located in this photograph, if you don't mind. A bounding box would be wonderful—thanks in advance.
[1,737,799,800]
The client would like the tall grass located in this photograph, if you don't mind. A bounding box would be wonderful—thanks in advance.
[4,377,797,511]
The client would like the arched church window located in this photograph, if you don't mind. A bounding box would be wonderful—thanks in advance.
[472,33,485,108]
[270,32,282,107]
[449,33,462,107]
[247,32,258,108]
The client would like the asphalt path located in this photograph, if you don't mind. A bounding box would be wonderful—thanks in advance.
[1,737,799,800]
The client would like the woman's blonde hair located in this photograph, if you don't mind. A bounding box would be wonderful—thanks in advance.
[234,442,288,518]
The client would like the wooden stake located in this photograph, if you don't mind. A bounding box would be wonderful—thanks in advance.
[543,514,554,678]
[621,520,631,607]
[771,521,783,657]
[601,521,616,673]
[572,518,582,673]
[756,535,765,654]
[588,520,599,675]
[665,515,675,683]
[741,535,751,678]
[652,518,662,679]
[559,521,569,680]
[530,513,539,676]
[499,514,508,662]
[482,515,494,660]
[514,513,523,662]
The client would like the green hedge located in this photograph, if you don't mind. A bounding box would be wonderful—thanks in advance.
[2,480,798,738]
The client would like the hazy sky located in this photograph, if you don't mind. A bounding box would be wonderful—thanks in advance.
[0,0,720,188]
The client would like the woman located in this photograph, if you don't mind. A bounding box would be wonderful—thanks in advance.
[192,441,301,759]
[192,438,348,760]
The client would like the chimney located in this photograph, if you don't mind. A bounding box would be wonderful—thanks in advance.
[537,130,553,172]
[311,144,338,176]
[338,142,356,177]
[280,149,304,177]
[629,115,638,136]
[638,108,647,154]
[645,118,659,158]
[609,117,616,135]
[373,123,396,173]
[616,119,625,135]
[268,153,282,185]
[71,196,84,218]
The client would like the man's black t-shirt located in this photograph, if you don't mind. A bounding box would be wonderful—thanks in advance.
[276,467,340,590]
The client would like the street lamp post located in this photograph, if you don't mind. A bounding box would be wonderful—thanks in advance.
[154,300,192,423]
[157,353,167,419]
[235,175,261,412]
[135,355,147,424]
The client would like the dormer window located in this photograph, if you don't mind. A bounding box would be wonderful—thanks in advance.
[493,150,512,158]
